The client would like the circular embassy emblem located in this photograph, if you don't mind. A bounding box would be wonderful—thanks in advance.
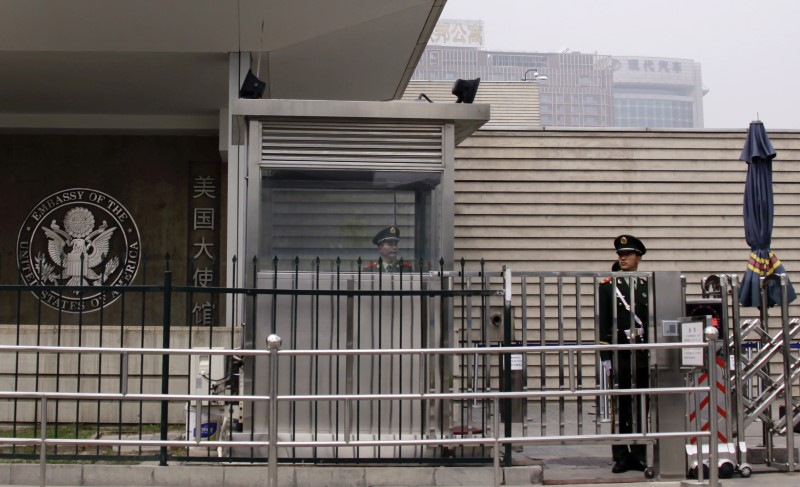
[17,188,142,313]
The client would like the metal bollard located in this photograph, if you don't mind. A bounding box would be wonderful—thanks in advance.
[266,333,282,487]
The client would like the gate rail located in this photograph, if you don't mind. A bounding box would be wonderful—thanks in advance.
[1,340,719,487]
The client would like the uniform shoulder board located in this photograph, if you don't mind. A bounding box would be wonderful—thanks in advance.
[363,262,379,269]
[400,262,413,268]
[600,277,612,284]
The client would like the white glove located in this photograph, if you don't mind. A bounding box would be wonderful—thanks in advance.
[602,360,612,374]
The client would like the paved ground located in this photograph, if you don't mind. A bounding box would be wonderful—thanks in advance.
[546,469,800,487]
[539,452,800,486]
[511,399,797,485]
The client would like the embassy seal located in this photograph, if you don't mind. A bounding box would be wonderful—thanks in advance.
[16,188,142,313]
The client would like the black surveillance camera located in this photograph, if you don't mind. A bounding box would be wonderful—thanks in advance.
[239,69,266,99]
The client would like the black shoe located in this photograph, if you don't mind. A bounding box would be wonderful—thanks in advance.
[612,459,645,474]
[627,459,646,472]
[611,461,629,474]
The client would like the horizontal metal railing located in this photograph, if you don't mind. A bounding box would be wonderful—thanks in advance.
[0,340,720,487]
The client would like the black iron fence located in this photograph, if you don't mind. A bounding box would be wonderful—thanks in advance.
[0,255,502,464]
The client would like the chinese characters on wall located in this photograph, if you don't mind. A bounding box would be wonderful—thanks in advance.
[188,162,221,326]
[611,57,689,76]
[428,20,484,48]
[625,59,683,73]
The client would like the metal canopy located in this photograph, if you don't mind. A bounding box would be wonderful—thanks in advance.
[0,0,445,131]
[232,98,489,146]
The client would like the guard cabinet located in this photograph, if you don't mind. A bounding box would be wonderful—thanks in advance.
[230,99,489,459]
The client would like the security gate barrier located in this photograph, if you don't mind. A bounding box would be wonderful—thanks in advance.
[687,273,800,474]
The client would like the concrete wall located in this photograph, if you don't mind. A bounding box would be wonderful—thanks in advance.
[403,80,541,127]
[453,127,800,304]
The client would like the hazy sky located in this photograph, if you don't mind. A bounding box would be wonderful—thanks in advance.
[440,0,800,130]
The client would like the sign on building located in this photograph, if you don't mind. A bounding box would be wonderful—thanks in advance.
[188,162,221,326]
[16,188,142,312]
[428,19,484,48]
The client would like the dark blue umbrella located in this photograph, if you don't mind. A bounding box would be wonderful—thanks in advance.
[739,120,797,308]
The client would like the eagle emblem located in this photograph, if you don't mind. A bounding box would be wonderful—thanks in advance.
[39,207,120,289]
[18,188,142,313]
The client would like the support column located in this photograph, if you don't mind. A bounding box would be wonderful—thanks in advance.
[223,52,252,326]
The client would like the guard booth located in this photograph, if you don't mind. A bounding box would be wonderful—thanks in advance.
[230,99,489,459]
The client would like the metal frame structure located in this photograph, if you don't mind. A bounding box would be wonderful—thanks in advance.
[716,274,798,472]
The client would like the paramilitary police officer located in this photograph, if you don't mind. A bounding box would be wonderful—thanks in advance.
[598,234,650,474]
[363,226,413,273]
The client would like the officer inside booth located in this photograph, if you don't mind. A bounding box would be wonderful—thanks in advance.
[363,225,415,273]
[258,169,440,272]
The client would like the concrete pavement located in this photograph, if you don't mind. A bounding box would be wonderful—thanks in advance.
[0,457,797,487]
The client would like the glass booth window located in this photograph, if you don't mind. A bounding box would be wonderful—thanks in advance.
[260,169,441,272]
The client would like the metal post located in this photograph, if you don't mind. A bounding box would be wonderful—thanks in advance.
[759,276,771,451]
[493,397,501,487]
[502,266,512,466]
[520,277,529,439]
[194,372,202,444]
[40,396,47,487]
[266,334,282,487]
[779,274,795,472]
[706,326,720,487]
[159,270,172,466]
[120,352,129,396]
[729,274,748,468]
[345,279,354,445]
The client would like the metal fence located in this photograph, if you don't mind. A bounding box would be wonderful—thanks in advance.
[0,257,503,465]
[2,257,798,485]
[0,340,718,487]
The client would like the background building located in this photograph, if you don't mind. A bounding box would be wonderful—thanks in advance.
[412,19,705,128]
[612,56,706,128]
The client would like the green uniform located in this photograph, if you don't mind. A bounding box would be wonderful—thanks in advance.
[362,260,413,273]
[598,275,650,466]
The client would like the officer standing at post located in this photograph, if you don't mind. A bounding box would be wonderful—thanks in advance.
[363,226,413,273]
[598,234,650,473]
